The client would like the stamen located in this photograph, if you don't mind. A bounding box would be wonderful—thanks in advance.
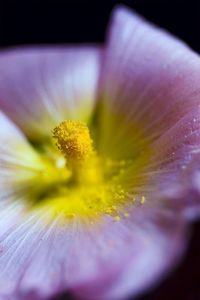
[53,120,93,162]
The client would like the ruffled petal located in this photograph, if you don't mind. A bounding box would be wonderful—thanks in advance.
[0,211,140,298]
[0,47,101,140]
[71,208,187,300]
[0,206,187,300]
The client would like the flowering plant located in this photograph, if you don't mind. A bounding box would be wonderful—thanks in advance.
[0,5,200,300]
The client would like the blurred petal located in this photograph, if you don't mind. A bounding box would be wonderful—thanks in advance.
[72,208,187,300]
[0,206,187,300]
[0,111,45,201]
[0,212,137,298]
[0,47,101,140]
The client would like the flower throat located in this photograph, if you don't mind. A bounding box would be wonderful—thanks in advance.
[28,120,143,222]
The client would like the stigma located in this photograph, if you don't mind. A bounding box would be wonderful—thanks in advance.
[53,120,93,162]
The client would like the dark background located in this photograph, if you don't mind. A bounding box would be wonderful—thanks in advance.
[1,0,200,299]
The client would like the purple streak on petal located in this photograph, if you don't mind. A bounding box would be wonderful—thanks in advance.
[0,46,101,139]
[152,107,200,168]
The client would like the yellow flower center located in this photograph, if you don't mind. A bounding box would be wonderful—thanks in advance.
[53,120,93,162]
[21,117,151,223]
[52,120,102,186]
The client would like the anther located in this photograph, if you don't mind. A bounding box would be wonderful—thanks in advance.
[53,120,93,162]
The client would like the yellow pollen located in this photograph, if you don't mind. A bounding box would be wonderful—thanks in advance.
[141,196,146,204]
[124,212,129,218]
[53,120,93,162]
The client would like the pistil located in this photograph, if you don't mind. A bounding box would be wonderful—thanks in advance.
[53,120,97,184]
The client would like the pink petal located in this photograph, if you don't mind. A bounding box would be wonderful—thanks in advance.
[0,112,44,202]
[72,208,187,300]
[0,211,138,298]
[0,47,101,140]
[97,5,200,216]
[143,107,200,219]
[0,207,187,300]
[161,152,200,220]
[0,7,198,300]
[98,5,200,146]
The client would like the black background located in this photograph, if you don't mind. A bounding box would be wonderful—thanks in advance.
[1,1,200,300]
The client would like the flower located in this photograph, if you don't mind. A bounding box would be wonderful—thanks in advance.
[0,5,200,300]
